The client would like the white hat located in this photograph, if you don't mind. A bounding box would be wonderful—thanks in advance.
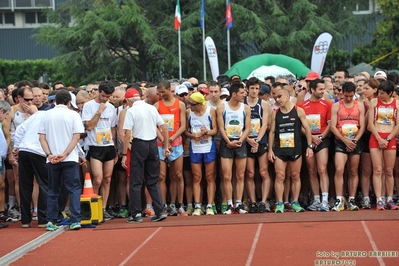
[69,92,78,109]
[176,85,188,95]
[221,88,230,97]
[374,71,387,79]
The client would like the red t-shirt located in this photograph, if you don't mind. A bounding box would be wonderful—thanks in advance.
[297,99,332,134]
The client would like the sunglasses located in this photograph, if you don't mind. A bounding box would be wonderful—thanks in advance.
[86,90,92,93]
[297,84,306,90]
[24,98,34,101]
[179,93,188,97]
[92,88,99,91]
[189,102,200,106]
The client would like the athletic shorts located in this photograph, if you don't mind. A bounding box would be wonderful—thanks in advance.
[190,151,217,164]
[4,158,12,170]
[314,137,330,154]
[158,145,183,162]
[114,156,125,171]
[361,132,371,153]
[88,146,116,162]
[183,156,191,171]
[247,142,268,158]
[369,132,397,150]
[219,139,247,159]
[334,139,363,155]
[276,154,301,162]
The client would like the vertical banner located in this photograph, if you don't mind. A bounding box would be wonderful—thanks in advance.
[311,32,333,76]
[205,36,220,81]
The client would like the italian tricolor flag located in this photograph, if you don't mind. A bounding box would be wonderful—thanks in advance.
[174,0,181,30]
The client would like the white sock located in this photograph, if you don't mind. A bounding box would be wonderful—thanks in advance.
[387,196,393,202]
[322,193,329,203]
[33,207,38,213]
[195,202,201,209]
[187,203,193,208]
[227,199,233,206]
[235,200,242,207]
[146,204,152,209]
[9,196,16,210]
[314,195,321,203]
[363,196,370,201]
[207,204,212,208]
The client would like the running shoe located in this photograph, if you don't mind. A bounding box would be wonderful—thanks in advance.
[127,213,143,223]
[212,204,217,215]
[151,212,167,222]
[221,203,228,214]
[361,199,371,209]
[8,207,21,220]
[291,201,305,212]
[249,203,258,213]
[275,202,284,213]
[236,204,248,214]
[376,200,385,211]
[265,200,272,212]
[21,223,31,228]
[0,214,17,222]
[46,222,58,231]
[347,199,359,211]
[0,222,9,228]
[332,199,345,212]
[284,202,293,212]
[206,207,215,216]
[117,208,128,218]
[307,200,320,211]
[32,211,38,220]
[258,202,267,213]
[328,197,336,209]
[186,206,194,216]
[69,222,81,230]
[107,207,118,218]
[386,200,399,210]
[167,205,178,216]
[145,207,155,217]
[62,210,71,219]
[177,206,188,216]
[223,205,234,215]
[103,209,114,221]
[320,201,330,212]
[192,207,202,216]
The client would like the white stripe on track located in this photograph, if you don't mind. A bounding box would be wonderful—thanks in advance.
[119,227,162,266]
[245,223,263,266]
[361,221,385,266]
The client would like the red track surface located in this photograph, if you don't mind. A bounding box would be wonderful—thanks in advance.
[2,213,399,266]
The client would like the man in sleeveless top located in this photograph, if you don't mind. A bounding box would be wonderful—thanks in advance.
[82,81,118,221]
[154,80,187,216]
[217,82,251,214]
[298,79,332,212]
[185,92,218,215]
[243,77,271,213]
[330,82,365,211]
[268,89,314,213]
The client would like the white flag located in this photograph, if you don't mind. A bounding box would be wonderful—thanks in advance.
[205,36,219,81]
[311,32,333,76]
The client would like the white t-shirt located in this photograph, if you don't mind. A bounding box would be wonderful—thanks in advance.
[81,100,117,147]
[123,101,164,140]
[38,105,84,163]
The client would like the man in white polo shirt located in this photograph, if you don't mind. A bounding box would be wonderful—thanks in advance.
[39,89,84,231]
[122,89,169,223]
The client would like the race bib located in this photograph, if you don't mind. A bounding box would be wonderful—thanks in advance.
[376,107,394,125]
[249,118,261,137]
[341,124,358,139]
[95,127,112,146]
[226,125,242,139]
[161,114,174,132]
[279,133,294,148]
[192,126,209,144]
[306,114,321,133]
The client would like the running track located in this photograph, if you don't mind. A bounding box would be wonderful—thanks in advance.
[1,211,399,266]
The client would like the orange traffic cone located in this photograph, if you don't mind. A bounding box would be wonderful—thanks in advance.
[81,173,98,198]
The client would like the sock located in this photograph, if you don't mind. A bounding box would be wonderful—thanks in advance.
[363,196,370,201]
[33,207,38,213]
[187,203,193,208]
[170,202,176,208]
[349,196,355,201]
[227,200,233,206]
[314,195,321,203]
[9,196,16,210]
[195,202,201,209]
[207,204,212,208]
[235,200,242,207]
[322,193,329,203]
[387,196,393,202]
[381,196,386,203]
[64,206,70,211]
[377,197,384,203]
[146,204,152,209]
[337,196,344,202]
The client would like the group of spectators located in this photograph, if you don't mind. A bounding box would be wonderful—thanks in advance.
[0,67,399,229]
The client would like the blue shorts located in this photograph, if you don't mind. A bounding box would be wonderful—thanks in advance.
[190,151,217,164]
[158,145,184,162]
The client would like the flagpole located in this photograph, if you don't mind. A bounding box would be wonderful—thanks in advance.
[227,28,231,69]
[202,24,206,81]
[178,27,182,80]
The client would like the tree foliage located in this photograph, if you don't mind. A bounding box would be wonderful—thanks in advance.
[34,0,371,84]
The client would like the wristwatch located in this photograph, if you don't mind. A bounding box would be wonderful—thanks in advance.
[308,144,314,149]
[169,139,173,143]
[352,139,358,144]
[386,137,391,142]
[255,139,260,143]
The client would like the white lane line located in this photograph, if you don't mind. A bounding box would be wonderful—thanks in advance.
[245,223,263,266]
[361,221,385,266]
[119,227,162,266]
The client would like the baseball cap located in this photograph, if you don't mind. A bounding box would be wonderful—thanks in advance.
[259,84,271,95]
[69,92,78,109]
[305,71,320,81]
[221,88,230,97]
[176,85,189,96]
[374,71,387,79]
[230,75,242,83]
[199,87,209,95]
[182,81,193,90]
[125,89,140,98]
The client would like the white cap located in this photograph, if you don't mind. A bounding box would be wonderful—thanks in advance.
[69,92,78,109]
[176,85,188,95]
[221,88,230,97]
[374,71,387,79]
